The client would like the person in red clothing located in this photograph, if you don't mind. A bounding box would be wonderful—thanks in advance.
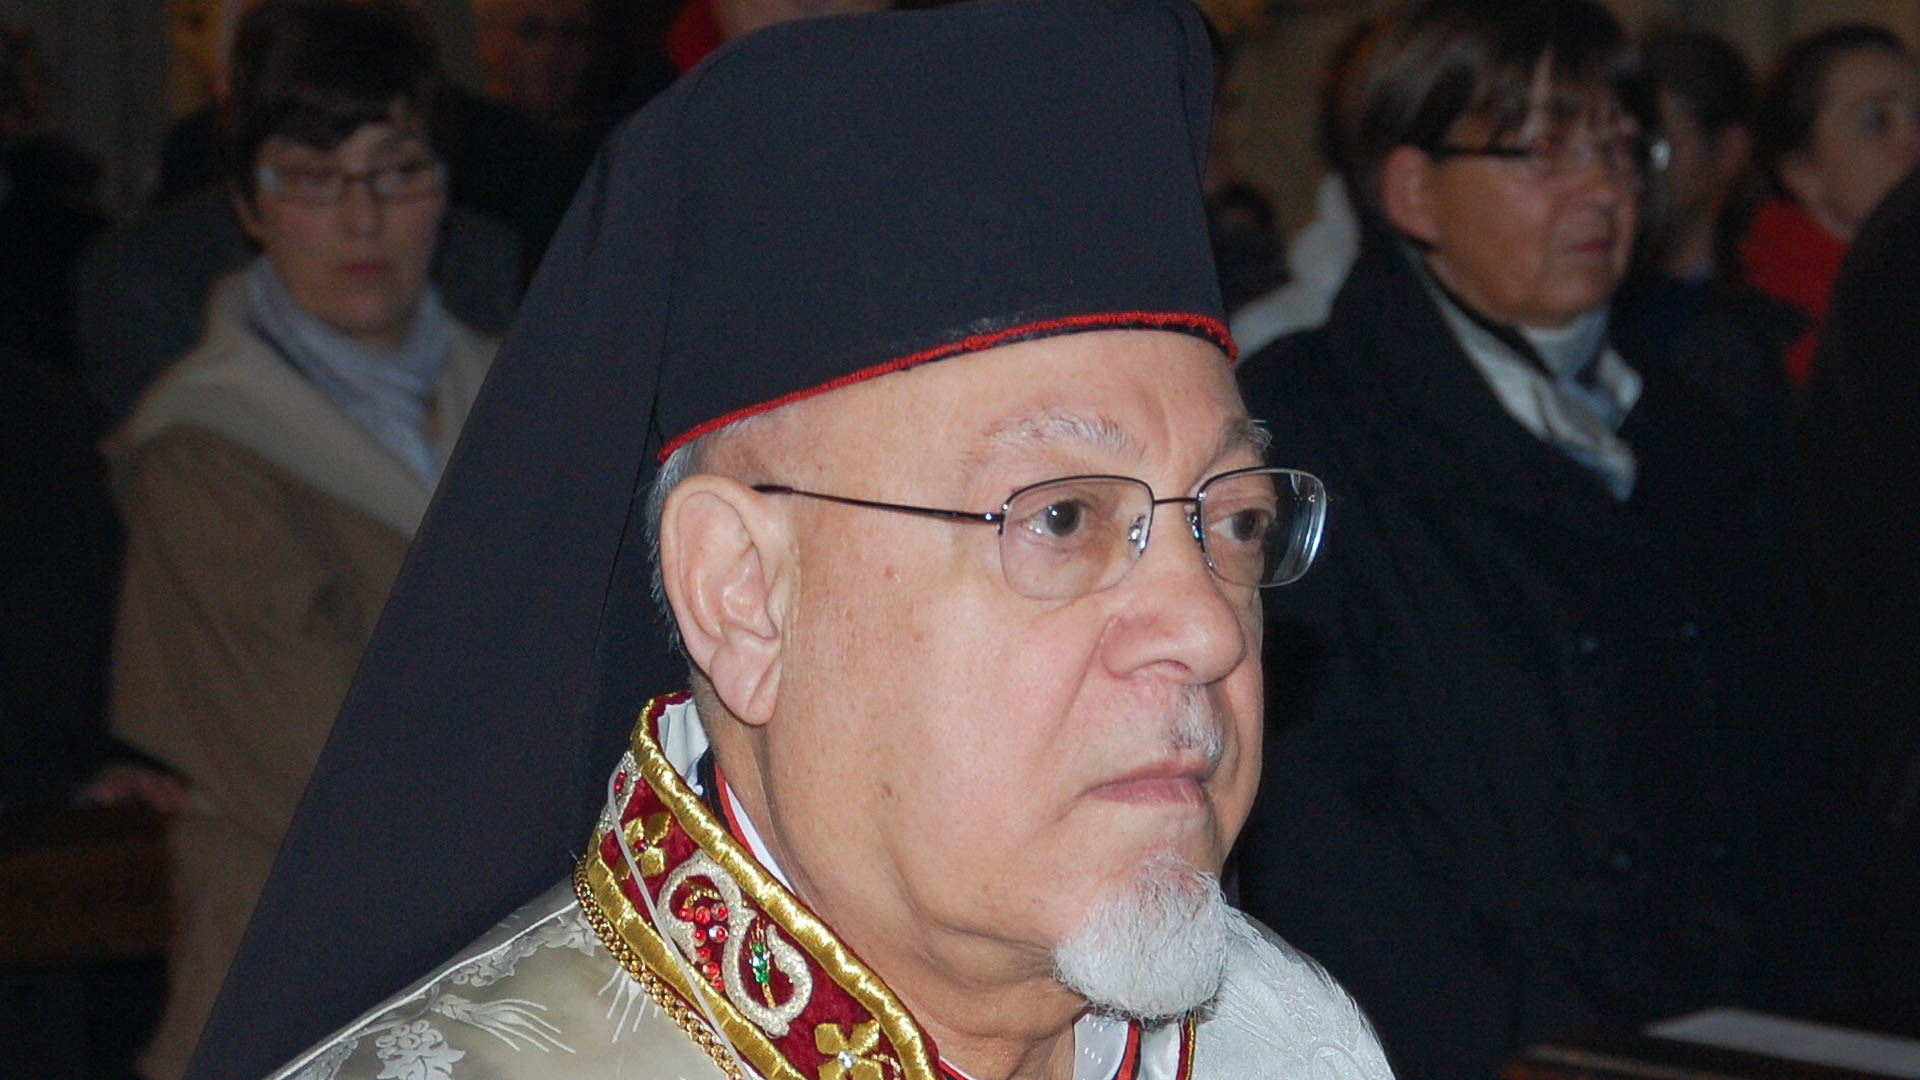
[665,0,890,74]
[1740,24,1920,389]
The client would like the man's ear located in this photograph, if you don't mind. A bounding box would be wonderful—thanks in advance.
[230,184,265,245]
[1379,144,1441,246]
[659,477,787,727]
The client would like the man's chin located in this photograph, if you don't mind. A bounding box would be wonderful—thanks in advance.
[1048,854,1231,1023]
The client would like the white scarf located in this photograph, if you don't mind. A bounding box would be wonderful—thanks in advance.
[244,256,452,485]
[1413,250,1643,500]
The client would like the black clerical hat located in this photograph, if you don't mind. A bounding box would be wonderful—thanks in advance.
[192,2,1226,1074]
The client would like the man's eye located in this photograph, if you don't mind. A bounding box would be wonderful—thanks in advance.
[1228,503,1274,538]
[1009,496,1105,543]
[1216,508,1272,544]
[1032,500,1088,538]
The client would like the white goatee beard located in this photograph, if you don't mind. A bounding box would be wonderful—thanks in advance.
[1050,853,1232,1024]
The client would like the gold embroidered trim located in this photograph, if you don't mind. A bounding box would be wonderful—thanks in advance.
[574,861,748,1080]
[593,694,941,1080]
[582,841,803,1079]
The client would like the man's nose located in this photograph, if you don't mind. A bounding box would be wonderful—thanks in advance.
[1099,507,1251,686]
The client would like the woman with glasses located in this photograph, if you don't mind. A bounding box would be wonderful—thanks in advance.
[1233,2,1860,1077]
[105,4,495,1076]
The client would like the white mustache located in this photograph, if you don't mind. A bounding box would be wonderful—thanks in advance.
[1167,691,1224,766]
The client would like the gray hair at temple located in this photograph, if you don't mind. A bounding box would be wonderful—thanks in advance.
[644,439,702,650]
[1339,0,1653,230]
[644,418,763,651]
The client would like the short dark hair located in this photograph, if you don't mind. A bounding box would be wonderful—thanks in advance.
[1341,0,1650,228]
[1752,23,1911,196]
[224,0,442,197]
[1316,16,1380,181]
[1642,27,1754,138]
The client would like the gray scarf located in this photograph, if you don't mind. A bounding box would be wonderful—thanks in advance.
[244,256,452,485]
[1410,249,1642,500]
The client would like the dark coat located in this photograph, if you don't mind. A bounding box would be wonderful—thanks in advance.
[1800,164,1920,1028]
[1234,242,1861,1080]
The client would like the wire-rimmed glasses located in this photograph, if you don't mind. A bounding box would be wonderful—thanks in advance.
[1429,128,1668,188]
[753,465,1327,601]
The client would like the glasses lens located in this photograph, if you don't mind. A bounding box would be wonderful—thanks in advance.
[259,164,342,205]
[371,159,444,201]
[1198,468,1326,587]
[999,477,1151,600]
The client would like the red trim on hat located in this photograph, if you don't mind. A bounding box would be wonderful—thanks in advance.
[660,312,1237,462]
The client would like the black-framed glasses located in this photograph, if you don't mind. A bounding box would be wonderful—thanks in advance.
[1430,129,1667,187]
[254,157,447,207]
[753,466,1327,601]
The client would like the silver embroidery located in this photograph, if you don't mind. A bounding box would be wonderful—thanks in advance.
[661,852,813,1037]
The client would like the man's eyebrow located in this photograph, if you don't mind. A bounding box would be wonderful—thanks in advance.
[1216,417,1273,463]
[967,408,1144,469]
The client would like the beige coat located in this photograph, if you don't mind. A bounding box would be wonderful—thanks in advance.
[108,275,495,1080]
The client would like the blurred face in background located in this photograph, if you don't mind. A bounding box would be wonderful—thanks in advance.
[1388,60,1641,329]
[1659,91,1715,223]
[234,106,446,348]
[1651,88,1750,277]
[1780,44,1920,240]
[474,0,593,132]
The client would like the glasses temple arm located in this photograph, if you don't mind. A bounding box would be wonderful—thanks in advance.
[750,485,1001,525]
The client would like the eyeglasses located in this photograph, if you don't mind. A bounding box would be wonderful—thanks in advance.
[1430,129,1668,187]
[254,157,447,207]
[753,466,1327,601]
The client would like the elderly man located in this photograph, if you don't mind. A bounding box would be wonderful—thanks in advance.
[193,3,1394,1078]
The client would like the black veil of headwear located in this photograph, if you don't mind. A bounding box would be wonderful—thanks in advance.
[190,2,1225,1074]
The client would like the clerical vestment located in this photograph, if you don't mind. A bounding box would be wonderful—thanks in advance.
[270,694,1393,1079]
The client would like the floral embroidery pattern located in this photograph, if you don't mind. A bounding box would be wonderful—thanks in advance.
[597,964,662,1036]
[450,914,597,988]
[429,995,572,1054]
[373,1020,464,1080]
[814,1020,891,1080]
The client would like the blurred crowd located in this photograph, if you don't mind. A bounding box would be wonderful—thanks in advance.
[3,1,1919,1078]
[1219,5,1920,1077]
